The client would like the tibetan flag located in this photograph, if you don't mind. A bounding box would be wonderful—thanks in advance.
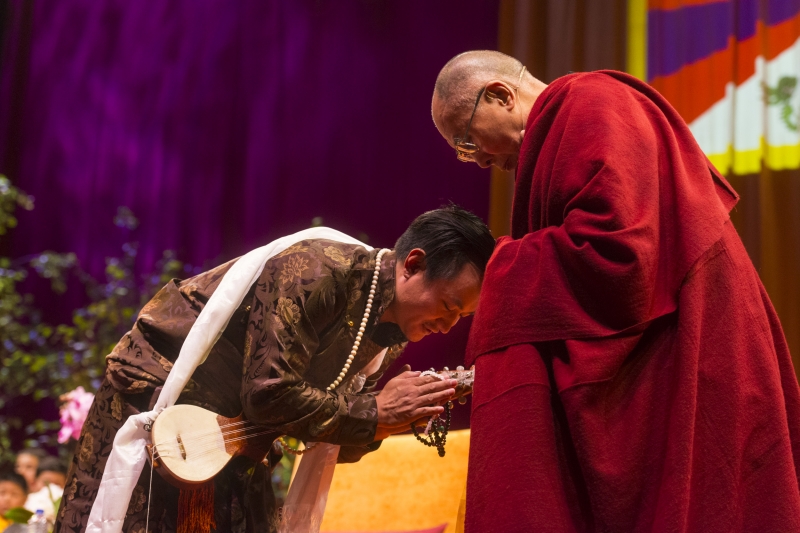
[645,0,800,174]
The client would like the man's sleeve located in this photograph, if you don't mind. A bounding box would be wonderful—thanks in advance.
[240,246,377,447]
[337,441,382,463]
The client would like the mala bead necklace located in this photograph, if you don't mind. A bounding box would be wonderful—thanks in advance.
[279,248,390,455]
[277,435,308,456]
[411,366,470,457]
[411,400,452,457]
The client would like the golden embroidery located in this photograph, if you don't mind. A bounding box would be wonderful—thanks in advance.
[275,244,309,258]
[279,255,309,285]
[323,245,352,266]
[138,296,161,317]
[276,297,300,328]
[60,477,78,520]
[66,478,77,501]
[127,485,147,516]
[78,433,94,469]
[244,332,252,357]
[347,275,362,310]
[111,393,124,421]
[181,379,199,394]
[158,356,173,373]
[127,380,149,393]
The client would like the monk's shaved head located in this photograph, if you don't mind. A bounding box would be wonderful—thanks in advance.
[431,50,546,170]
[434,50,524,122]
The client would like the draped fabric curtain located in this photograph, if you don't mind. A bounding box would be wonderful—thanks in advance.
[0,0,501,429]
[490,0,628,237]
[0,0,496,273]
[492,0,800,376]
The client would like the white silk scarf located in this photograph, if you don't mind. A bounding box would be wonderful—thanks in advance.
[87,227,370,533]
[279,347,387,533]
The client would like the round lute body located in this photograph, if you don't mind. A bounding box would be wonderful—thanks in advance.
[147,405,276,490]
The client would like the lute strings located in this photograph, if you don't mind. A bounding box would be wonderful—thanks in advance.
[152,420,268,460]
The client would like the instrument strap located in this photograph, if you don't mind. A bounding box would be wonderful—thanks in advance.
[145,456,154,532]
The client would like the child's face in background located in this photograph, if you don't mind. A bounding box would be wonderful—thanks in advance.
[0,480,26,515]
[36,470,66,490]
[14,453,38,488]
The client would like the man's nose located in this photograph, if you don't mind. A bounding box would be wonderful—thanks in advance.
[468,148,492,169]
[475,157,492,169]
[438,315,460,334]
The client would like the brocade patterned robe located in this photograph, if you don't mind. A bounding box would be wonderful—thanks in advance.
[55,240,407,533]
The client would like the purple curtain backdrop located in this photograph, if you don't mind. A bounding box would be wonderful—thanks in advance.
[0,1,499,430]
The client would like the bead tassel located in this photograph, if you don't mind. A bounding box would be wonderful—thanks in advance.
[177,481,216,533]
[411,401,452,457]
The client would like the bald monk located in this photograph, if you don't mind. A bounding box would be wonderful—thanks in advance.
[432,50,800,532]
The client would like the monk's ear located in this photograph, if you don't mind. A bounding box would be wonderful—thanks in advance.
[484,81,515,107]
[402,249,427,279]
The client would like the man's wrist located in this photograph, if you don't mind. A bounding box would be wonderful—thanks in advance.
[373,427,393,442]
[335,392,380,446]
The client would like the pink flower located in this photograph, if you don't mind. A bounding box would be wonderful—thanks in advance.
[58,387,95,443]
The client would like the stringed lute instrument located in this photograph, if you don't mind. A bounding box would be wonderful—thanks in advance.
[147,366,474,488]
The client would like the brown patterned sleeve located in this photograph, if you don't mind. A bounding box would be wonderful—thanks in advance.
[240,242,378,447]
[337,441,383,464]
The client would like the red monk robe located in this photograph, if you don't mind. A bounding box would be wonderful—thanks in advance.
[465,71,800,532]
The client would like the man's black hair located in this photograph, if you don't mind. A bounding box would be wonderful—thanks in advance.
[36,456,66,477]
[395,204,495,280]
[0,470,28,494]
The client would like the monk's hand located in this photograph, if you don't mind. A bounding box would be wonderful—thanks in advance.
[375,367,457,435]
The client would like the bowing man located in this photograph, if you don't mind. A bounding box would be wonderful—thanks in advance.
[55,205,495,533]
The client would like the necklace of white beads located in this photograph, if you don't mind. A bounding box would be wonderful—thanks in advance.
[279,248,390,455]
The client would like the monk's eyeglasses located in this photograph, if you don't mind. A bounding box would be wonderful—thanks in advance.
[453,65,527,163]
[453,88,486,162]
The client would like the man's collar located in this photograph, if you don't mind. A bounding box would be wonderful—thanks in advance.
[370,249,407,346]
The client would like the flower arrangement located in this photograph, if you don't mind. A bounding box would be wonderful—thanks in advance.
[57,387,95,444]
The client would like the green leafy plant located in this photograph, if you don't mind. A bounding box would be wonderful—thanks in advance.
[0,176,34,235]
[0,174,297,501]
[3,506,33,524]
[0,175,186,465]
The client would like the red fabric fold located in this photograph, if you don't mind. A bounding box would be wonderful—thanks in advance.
[465,71,800,532]
[467,71,738,363]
